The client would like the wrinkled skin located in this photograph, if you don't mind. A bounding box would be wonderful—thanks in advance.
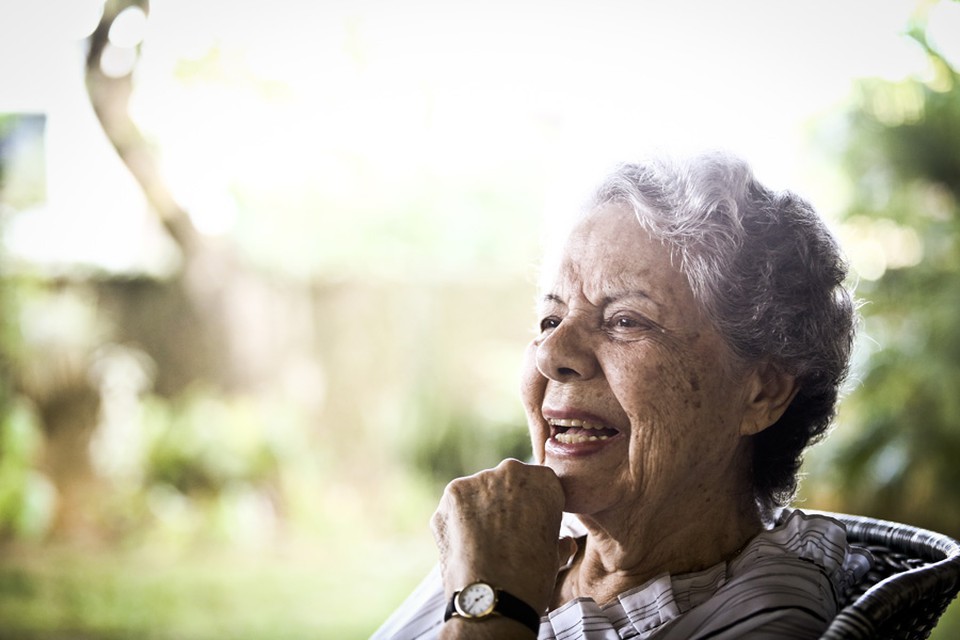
[524,207,750,514]
[431,205,797,633]
[431,459,574,629]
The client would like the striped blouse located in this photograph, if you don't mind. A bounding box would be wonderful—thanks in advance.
[371,508,872,639]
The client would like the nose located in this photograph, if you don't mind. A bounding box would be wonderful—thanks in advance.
[535,317,599,382]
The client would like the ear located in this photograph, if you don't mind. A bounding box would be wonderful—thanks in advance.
[739,361,799,436]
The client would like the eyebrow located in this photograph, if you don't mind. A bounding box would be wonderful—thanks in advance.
[601,290,657,307]
[540,290,659,308]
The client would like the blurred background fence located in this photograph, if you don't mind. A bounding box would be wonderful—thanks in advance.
[1,0,959,638]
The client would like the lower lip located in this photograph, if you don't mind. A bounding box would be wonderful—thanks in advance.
[545,432,622,457]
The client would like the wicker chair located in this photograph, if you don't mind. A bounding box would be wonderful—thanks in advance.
[813,511,960,640]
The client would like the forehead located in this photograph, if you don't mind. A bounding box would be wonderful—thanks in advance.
[541,204,684,295]
[564,205,647,255]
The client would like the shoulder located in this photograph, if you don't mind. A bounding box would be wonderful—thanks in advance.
[655,508,873,639]
[735,508,873,601]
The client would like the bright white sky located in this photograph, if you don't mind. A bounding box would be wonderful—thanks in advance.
[1,0,956,277]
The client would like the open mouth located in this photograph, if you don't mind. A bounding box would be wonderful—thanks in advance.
[548,418,620,444]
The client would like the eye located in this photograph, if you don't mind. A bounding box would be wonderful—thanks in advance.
[605,312,655,334]
[539,316,561,332]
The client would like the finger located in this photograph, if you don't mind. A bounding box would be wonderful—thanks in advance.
[557,536,577,570]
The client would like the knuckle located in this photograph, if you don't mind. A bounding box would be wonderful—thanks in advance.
[444,476,467,497]
[497,457,526,476]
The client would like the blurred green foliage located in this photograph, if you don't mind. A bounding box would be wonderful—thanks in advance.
[801,19,960,636]
[397,374,532,485]
[805,26,960,541]
[0,401,50,540]
[144,391,281,497]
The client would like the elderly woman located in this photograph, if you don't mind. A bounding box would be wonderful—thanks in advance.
[373,152,871,639]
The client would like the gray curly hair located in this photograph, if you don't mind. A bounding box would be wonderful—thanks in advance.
[589,151,856,514]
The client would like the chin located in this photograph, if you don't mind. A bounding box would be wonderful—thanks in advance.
[547,462,609,515]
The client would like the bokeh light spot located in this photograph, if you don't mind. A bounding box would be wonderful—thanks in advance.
[99,41,138,78]
[108,4,147,48]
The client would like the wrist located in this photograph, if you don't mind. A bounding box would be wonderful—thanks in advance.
[440,615,538,639]
[445,581,542,636]
[442,566,550,615]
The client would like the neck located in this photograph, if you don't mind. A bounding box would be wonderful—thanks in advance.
[560,480,762,607]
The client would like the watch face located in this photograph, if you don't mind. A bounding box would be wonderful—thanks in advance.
[456,582,497,617]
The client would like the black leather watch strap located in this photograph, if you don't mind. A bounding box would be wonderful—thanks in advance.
[443,594,457,621]
[494,589,541,633]
[444,585,541,634]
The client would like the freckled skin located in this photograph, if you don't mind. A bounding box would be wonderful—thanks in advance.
[430,204,797,625]
[516,205,781,610]
[522,205,754,524]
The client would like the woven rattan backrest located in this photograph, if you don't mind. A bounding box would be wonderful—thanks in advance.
[813,512,960,640]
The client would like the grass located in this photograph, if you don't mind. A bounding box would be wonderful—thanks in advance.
[0,530,435,639]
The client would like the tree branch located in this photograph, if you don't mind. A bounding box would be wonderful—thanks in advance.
[85,0,200,256]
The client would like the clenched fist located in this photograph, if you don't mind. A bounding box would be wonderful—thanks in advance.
[430,459,573,619]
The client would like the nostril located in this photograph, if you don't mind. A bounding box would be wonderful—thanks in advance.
[557,367,578,377]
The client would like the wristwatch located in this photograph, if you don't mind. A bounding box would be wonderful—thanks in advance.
[444,581,540,634]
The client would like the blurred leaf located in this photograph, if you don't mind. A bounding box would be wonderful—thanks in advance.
[806,13,960,536]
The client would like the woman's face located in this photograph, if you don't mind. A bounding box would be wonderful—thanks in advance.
[521,205,754,517]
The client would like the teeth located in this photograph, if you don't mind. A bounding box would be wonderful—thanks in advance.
[555,432,611,444]
[547,418,607,430]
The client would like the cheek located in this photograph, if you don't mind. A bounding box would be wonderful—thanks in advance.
[636,356,743,463]
[520,341,544,401]
[610,346,701,415]
[610,346,723,453]
[520,342,548,435]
